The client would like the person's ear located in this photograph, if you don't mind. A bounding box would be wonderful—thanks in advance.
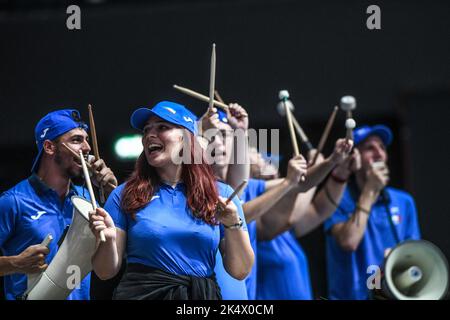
[42,140,57,156]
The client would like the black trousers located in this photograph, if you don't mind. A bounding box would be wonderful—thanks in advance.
[113,263,222,300]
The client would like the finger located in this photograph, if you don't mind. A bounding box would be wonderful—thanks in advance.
[95,225,106,232]
[37,264,48,272]
[92,159,106,171]
[96,207,108,217]
[36,246,50,255]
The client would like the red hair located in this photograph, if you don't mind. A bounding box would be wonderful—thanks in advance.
[121,133,219,225]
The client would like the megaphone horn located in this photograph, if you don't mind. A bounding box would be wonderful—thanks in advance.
[25,196,97,300]
[380,240,449,300]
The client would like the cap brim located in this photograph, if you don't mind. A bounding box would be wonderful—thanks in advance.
[130,108,157,131]
[371,125,393,146]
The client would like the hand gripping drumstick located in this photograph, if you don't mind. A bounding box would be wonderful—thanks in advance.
[61,143,116,190]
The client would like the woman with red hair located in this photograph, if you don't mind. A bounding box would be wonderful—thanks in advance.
[89,101,254,300]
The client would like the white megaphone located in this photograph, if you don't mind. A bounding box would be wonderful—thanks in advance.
[376,240,449,300]
[24,196,97,300]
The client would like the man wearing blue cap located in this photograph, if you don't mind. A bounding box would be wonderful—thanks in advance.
[0,109,117,300]
[324,124,421,300]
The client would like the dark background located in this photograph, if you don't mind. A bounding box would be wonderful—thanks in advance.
[0,0,449,299]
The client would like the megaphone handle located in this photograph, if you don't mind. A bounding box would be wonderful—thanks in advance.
[41,234,53,248]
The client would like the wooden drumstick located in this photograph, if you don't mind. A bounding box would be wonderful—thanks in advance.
[279,90,305,182]
[173,85,229,110]
[62,143,116,190]
[340,96,356,142]
[209,44,216,111]
[225,179,248,205]
[88,104,106,204]
[79,150,106,242]
[311,106,339,166]
[214,90,225,104]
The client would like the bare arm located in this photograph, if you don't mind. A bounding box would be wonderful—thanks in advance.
[294,177,347,237]
[293,144,358,237]
[243,179,295,222]
[331,161,389,251]
[217,196,254,280]
[90,208,125,280]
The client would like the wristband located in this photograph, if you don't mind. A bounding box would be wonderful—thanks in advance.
[224,217,244,229]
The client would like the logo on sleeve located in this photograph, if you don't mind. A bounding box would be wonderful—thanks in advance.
[390,207,401,225]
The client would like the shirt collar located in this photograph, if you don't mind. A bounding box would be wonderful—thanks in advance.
[28,173,79,197]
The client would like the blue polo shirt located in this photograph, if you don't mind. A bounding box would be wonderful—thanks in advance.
[324,182,421,300]
[257,229,313,300]
[0,174,92,300]
[106,181,247,278]
[214,178,265,300]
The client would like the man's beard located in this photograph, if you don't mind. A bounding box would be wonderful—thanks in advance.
[54,146,84,185]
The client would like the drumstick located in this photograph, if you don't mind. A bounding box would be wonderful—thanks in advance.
[62,143,116,190]
[173,85,229,110]
[345,118,356,144]
[225,179,248,205]
[79,150,106,242]
[311,106,339,166]
[214,90,225,104]
[209,44,216,111]
[88,104,106,204]
[291,116,314,151]
[279,91,305,181]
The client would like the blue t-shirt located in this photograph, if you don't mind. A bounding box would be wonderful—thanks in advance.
[0,175,91,300]
[324,184,421,300]
[106,181,247,278]
[214,178,265,300]
[257,229,313,300]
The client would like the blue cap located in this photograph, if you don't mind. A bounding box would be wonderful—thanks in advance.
[354,124,393,147]
[32,109,88,172]
[130,101,198,135]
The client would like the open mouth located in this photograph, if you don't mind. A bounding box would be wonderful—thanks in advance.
[73,154,88,167]
[148,143,164,155]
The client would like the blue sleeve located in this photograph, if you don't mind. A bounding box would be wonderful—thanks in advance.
[324,193,355,232]
[256,179,266,195]
[403,194,421,240]
[219,184,248,240]
[104,185,128,232]
[0,193,19,248]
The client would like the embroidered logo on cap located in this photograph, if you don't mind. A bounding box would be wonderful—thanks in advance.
[40,128,50,139]
[164,107,176,114]
[183,116,193,123]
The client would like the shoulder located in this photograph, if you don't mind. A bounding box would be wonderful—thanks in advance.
[216,181,234,197]
[386,187,415,203]
[247,178,265,190]
[109,183,127,199]
[0,179,32,205]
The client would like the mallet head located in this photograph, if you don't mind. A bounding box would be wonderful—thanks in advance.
[340,95,356,112]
